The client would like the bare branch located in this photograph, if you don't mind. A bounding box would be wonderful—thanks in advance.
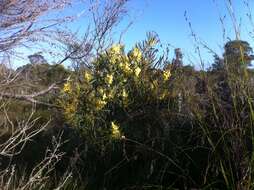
[0,83,58,103]
[0,0,71,59]
[57,0,129,70]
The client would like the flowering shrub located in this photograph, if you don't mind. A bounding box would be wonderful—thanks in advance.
[59,36,172,145]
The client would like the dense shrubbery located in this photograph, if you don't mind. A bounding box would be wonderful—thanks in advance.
[56,35,254,189]
[60,35,172,142]
[2,35,254,189]
[5,0,254,189]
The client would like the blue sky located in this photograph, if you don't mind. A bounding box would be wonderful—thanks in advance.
[13,0,254,69]
[119,0,254,69]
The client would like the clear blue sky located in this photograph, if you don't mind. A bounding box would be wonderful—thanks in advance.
[14,0,254,69]
[119,0,254,69]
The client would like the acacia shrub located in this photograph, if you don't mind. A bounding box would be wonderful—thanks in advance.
[59,35,210,189]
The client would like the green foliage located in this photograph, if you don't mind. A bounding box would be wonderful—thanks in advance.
[59,35,172,145]
[224,40,254,68]
[210,55,225,71]
[5,37,254,189]
[58,36,254,189]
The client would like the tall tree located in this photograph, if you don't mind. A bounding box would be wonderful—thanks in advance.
[210,55,224,71]
[223,40,254,69]
[172,48,183,70]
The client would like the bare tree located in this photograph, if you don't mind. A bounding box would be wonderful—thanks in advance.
[0,0,71,58]
[57,0,129,70]
[0,0,129,103]
[0,0,74,104]
[0,2,74,188]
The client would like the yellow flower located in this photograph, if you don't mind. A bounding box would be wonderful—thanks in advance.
[65,103,76,114]
[97,87,104,95]
[131,47,142,62]
[110,44,122,55]
[63,82,71,93]
[111,121,121,139]
[109,56,118,64]
[102,93,107,100]
[84,71,92,82]
[134,67,141,77]
[119,61,131,74]
[122,89,129,107]
[163,70,171,80]
[159,92,166,100]
[64,102,76,121]
[122,89,128,98]
[107,90,114,99]
[95,99,107,110]
[105,74,113,85]
[123,63,131,74]
[159,90,168,100]
[97,88,106,100]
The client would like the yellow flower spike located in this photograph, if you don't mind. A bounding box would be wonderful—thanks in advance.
[107,90,114,99]
[131,47,142,62]
[122,89,128,98]
[63,82,71,93]
[110,44,122,55]
[163,70,171,81]
[134,67,141,77]
[109,56,118,64]
[119,61,131,74]
[123,63,131,74]
[159,93,166,100]
[97,87,104,95]
[64,102,77,121]
[105,74,113,85]
[84,71,92,82]
[102,93,107,100]
[111,121,121,139]
[95,99,107,110]
[158,89,168,100]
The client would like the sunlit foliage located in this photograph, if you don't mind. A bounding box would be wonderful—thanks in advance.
[59,34,172,143]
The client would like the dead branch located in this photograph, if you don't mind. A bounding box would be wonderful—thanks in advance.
[57,0,129,70]
[0,0,71,57]
[0,111,49,157]
[0,83,58,104]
